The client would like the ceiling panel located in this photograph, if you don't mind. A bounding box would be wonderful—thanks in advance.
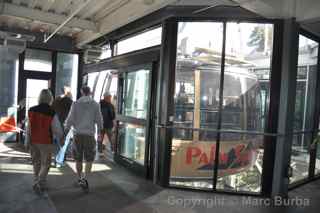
[79,0,112,20]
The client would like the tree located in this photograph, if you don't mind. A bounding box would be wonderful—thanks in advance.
[247,26,265,52]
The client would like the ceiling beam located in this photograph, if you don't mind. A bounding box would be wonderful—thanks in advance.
[76,0,176,46]
[1,2,97,31]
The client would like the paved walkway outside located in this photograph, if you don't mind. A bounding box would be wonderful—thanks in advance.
[0,142,320,213]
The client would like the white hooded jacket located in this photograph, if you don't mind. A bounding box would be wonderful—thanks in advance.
[65,96,103,136]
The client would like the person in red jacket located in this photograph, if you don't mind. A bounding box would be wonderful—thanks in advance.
[26,89,63,194]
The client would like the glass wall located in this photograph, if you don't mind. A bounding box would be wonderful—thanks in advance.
[116,27,162,55]
[87,72,99,93]
[93,71,108,102]
[119,122,146,165]
[216,23,273,192]
[26,79,49,113]
[100,44,112,60]
[123,67,150,119]
[118,64,152,166]
[24,49,52,72]
[170,22,274,193]
[316,131,320,175]
[55,53,78,100]
[290,35,319,183]
[0,48,19,141]
[170,22,224,189]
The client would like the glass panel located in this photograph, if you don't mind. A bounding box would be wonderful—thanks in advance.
[87,72,99,94]
[291,35,318,183]
[123,65,150,119]
[316,133,320,175]
[26,79,49,114]
[0,48,19,141]
[170,130,216,189]
[116,27,162,55]
[216,23,273,193]
[100,44,112,60]
[216,133,263,192]
[119,122,145,165]
[293,36,318,132]
[221,23,274,132]
[55,53,78,101]
[24,49,52,72]
[82,74,88,86]
[290,133,312,182]
[102,71,118,107]
[170,22,224,189]
[93,71,108,102]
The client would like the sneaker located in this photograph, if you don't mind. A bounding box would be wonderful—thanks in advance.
[33,183,43,195]
[79,178,89,193]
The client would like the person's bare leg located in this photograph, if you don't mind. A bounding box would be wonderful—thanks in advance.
[83,162,93,179]
[76,161,83,179]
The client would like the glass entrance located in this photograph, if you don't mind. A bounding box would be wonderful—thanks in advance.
[26,79,50,114]
[115,63,154,175]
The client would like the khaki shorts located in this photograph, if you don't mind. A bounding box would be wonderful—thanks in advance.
[72,134,96,162]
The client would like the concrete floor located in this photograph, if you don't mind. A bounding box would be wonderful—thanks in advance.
[1,142,320,213]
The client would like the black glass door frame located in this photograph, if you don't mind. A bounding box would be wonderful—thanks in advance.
[114,61,158,178]
[83,47,160,178]
[156,18,285,197]
[17,50,56,133]
[289,29,320,189]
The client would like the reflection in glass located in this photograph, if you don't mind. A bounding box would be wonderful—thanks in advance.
[24,49,52,72]
[170,22,273,193]
[55,53,78,100]
[123,66,150,119]
[290,35,318,183]
[116,27,162,55]
[119,123,145,165]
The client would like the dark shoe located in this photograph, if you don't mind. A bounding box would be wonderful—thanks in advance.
[79,178,89,193]
[33,183,43,195]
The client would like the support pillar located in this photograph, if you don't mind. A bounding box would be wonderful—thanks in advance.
[272,18,299,197]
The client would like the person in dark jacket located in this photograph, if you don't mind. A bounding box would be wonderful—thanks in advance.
[51,87,73,167]
[52,87,73,125]
[99,92,116,153]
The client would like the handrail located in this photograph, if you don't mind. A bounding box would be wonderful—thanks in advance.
[156,124,320,137]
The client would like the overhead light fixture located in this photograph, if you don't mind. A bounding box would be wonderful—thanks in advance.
[0,30,36,53]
